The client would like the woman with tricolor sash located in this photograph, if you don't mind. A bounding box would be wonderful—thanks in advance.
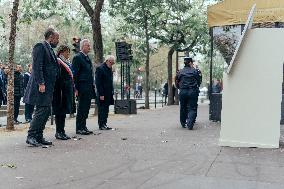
[52,45,74,140]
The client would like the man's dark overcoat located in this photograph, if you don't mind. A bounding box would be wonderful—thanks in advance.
[23,41,59,106]
[95,63,114,105]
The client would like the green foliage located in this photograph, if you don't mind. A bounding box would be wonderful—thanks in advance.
[20,0,59,24]
[109,0,164,68]
[109,0,163,42]
[109,0,210,84]
[0,0,215,85]
[200,50,225,86]
[0,16,5,28]
[153,0,209,54]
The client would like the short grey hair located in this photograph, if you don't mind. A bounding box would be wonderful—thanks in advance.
[80,39,90,50]
[105,55,115,62]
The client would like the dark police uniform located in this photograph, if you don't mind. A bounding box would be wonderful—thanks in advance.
[176,58,202,130]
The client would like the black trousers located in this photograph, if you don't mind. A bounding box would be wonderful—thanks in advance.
[25,103,35,121]
[98,102,110,127]
[55,114,66,133]
[14,96,21,121]
[164,95,168,104]
[27,106,50,140]
[76,91,92,131]
[179,89,198,127]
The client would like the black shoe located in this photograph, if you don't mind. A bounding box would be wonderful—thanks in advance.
[187,124,194,130]
[62,133,71,140]
[26,137,42,147]
[181,123,186,128]
[25,119,32,123]
[104,124,112,130]
[39,138,52,145]
[83,128,93,134]
[55,132,68,140]
[99,125,112,130]
[76,130,89,135]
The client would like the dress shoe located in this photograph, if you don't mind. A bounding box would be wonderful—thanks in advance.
[55,132,68,140]
[25,119,32,123]
[83,128,93,134]
[76,130,89,135]
[26,137,42,147]
[99,125,112,130]
[104,124,112,130]
[187,124,194,130]
[39,138,52,145]
[62,133,71,140]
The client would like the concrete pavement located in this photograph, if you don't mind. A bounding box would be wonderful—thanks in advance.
[0,104,284,189]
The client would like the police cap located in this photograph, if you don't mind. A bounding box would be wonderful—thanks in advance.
[184,57,194,63]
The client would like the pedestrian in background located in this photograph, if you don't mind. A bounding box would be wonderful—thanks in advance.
[14,65,24,124]
[163,82,168,104]
[176,57,202,130]
[2,65,8,105]
[212,79,222,93]
[138,83,143,98]
[0,64,6,107]
[134,82,139,99]
[24,64,34,123]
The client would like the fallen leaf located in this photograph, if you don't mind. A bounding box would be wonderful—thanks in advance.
[1,163,17,169]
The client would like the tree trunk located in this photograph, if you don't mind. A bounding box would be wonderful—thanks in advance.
[79,0,104,65]
[174,50,179,105]
[143,6,150,109]
[167,46,175,105]
[79,0,104,116]
[145,37,150,109]
[92,0,104,65]
[7,0,20,130]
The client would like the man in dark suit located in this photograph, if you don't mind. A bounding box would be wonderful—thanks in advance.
[95,55,115,130]
[24,28,60,146]
[72,39,95,135]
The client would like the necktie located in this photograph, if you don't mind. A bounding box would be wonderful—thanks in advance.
[85,55,91,63]
[50,47,57,63]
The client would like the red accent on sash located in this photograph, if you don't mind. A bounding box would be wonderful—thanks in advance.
[57,58,74,81]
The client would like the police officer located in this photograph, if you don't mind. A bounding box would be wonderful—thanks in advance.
[175,57,202,130]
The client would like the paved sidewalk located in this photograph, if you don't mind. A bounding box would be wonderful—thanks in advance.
[0,104,284,189]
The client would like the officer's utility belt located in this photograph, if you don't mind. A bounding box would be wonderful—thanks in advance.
[180,87,198,90]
